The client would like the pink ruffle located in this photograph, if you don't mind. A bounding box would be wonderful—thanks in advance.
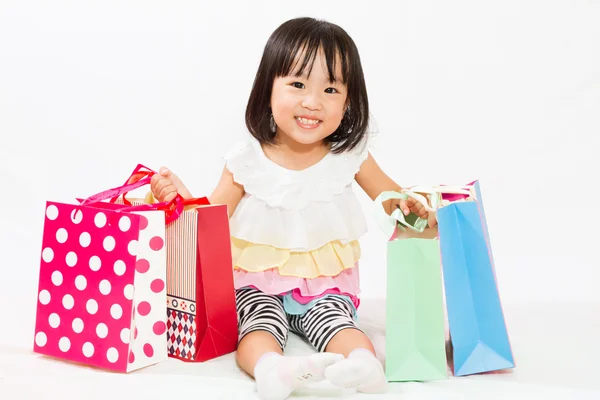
[290,289,361,309]
[233,265,360,297]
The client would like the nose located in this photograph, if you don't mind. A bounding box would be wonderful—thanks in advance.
[301,92,322,111]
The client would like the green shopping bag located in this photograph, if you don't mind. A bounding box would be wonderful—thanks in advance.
[376,191,448,382]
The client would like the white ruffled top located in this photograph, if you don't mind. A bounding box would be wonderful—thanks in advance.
[224,135,370,252]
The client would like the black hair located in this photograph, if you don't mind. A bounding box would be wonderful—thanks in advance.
[245,17,369,154]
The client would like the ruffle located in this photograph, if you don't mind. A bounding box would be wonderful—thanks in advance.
[231,237,360,278]
[229,185,368,252]
[233,266,360,297]
[289,288,357,305]
[224,136,369,210]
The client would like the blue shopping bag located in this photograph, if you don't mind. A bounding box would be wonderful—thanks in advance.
[436,180,515,376]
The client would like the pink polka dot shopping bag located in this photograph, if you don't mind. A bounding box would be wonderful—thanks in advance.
[33,164,232,371]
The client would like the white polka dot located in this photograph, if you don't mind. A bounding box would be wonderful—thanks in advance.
[82,342,94,357]
[62,294,74,310]
[89,255,101,271]
[120,328,130,344]
[95,212,107,228]
[106,348,119,363]
[123,284,134,300]
[128,240,138,256]
[55,228,68,244]
[46,205,59,220]
[103,236,116,252]
[35,332,47,347]
[79,232,91,247]
[59,337,71,352]
[75,275,87,290]
[110,304,123,319]
[38,290,51,305]
[86,299,98,314]
[66,251,77,267]
[99,280,111,295]
[48,313,60,328]
[96,323,108,338]
[42,248,54,263]
[119,216,132,232]
[72,318,84,333]
[71,209,83,224]
[113,260,126,276]
[51,270,63,286]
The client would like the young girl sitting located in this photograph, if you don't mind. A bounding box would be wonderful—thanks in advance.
[151,17,433,400]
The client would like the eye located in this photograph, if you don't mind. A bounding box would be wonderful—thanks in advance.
[292,82,305,89]
[325,87,339,94]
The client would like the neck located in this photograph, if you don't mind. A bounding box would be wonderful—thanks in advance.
[273,132,329,155]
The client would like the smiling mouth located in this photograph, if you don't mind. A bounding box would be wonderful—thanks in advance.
[295,117,322,126]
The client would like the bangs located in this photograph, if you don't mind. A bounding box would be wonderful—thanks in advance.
[274,28,350,84]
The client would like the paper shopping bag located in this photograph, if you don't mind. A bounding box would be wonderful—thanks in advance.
[33,201,167,372]
[113,166,238,362]
[436,180,515,376]
[376,192,448,382]
[163,203,238,362]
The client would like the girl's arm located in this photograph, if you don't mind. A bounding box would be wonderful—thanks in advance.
[209,165,246,218]
[354,152,403,215]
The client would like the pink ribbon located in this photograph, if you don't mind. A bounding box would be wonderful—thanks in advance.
[78,164,210,224]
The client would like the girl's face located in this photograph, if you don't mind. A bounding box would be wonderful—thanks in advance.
[270,50,347,148]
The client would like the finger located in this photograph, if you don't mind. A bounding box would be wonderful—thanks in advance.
[428,213,438,228]
[159,166,170,177]
[158,185,177,203]
[398,200,410,216]
[163,191,177,203]
[151,178,171,201]
[150,173,162,189]
[154,177,174,194]
[410,202,428,218]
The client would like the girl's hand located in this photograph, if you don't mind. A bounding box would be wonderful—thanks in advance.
[150,167,192,202]
[393,197,438,228]
[396,196,427,218]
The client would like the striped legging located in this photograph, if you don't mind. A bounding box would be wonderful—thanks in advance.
[236,287,361,352]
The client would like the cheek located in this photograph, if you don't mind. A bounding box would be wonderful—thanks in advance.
[329,107,346,125]
[271,97,295,120]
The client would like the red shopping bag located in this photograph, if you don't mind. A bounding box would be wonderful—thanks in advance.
[112,165,239,362]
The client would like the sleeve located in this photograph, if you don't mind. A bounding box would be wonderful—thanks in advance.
[222,139,255,187]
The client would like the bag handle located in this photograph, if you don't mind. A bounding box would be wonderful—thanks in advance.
[109,163,157,206]
[78,167,153,207]
[374,190,434,238]
[78,164,211,224]
[407,182,476,205]
[121,195,211,224]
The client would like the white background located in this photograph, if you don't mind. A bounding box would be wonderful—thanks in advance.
[0,1,599,398]
[2,0,598,306]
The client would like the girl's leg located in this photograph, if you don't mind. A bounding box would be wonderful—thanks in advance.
[235,288,343,400]
[235,287,289,376]
[291,296,388,393]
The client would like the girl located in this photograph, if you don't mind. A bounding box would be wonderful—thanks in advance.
[151,17,432,400]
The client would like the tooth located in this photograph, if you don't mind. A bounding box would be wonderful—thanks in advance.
[297,117,319,125]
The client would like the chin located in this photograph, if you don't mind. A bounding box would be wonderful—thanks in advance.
[289,135,324,146]
[284,129,330,146]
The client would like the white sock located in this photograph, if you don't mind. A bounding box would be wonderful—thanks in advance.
[324,348,389,393]
[253,352,344,400]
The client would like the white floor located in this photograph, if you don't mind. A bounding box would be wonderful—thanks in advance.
[1,295,599,400]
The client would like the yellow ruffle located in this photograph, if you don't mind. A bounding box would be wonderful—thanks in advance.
[231,237,361,279]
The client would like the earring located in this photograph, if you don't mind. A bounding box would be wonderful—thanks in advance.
[269,113,276,133]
